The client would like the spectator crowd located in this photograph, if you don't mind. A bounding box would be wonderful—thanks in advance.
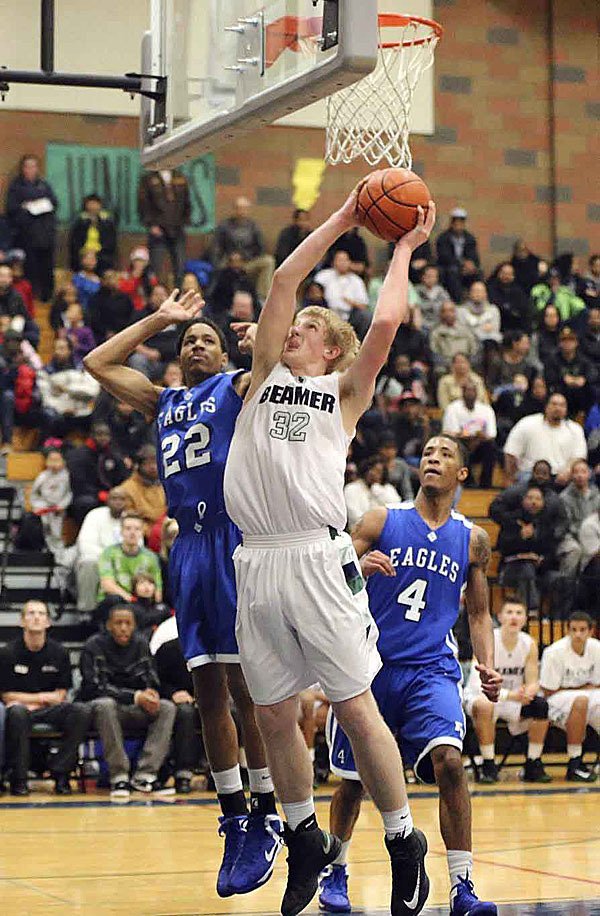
[0,156,598,794]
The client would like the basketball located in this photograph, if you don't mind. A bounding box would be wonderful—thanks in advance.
[355,168,432,242]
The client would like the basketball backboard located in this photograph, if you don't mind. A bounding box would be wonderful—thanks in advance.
[140,0,379,168]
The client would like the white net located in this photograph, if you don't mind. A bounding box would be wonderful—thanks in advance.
[325,16,440,169]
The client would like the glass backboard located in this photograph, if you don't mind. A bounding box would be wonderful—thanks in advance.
[141,0,378,168]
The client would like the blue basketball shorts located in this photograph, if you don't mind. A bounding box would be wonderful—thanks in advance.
[326,658,465,784]
[168,520,241,669]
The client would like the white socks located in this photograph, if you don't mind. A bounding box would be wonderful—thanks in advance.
[527,743,543,761]
[333,840,351,866]
[382,804,413,839]
[248,767,275,795]
[212,765,243,795]
[283,798,315,831]
[480,744,495,761]
[448,849,473,899]
[568,744,582,759]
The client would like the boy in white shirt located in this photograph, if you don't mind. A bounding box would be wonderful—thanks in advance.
[540,610,600,782]
[464,599,551,783]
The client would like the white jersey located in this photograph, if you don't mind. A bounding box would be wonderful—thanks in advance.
[224,363,350,535]
[540,636,600,691]
[464,629,533,702]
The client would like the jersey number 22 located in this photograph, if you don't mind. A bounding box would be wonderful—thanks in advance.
[161,422,211,478]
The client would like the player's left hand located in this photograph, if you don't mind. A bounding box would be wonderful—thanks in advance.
[476,664,503,703]
[231,321,257,354]
[360,550,396,578]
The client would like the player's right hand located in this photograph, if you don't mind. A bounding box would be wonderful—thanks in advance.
[397,200,437,252]
[157,288,205,325]
[360,550,396,578]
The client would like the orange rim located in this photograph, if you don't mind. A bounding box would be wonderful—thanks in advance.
[378,13,444,49]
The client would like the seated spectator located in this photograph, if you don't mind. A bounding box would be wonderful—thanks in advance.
[494,374,548,446]
[134,283,180,375]
[97,512,162,607]
[50,282,79,332]
[29,448,71,558]
[120,444,167,534]
[490,458,568,539]
[79,604,176,797]
[511,239,544,294]
[545,326,597,415]
[0,600,91,795]
[517,374,549,420]
[487,330,537,392]
[325,227,369,277]
[301,279,328,310]
[69,193,117,273]
[487,261,534,333]
[223,290,257,371]
[129,572,170,638]
[58,301,96,365]
[391,393,431,468]
[578,254,600,308]
[464,599,551,783]
[0,263,39,348]
[274,208,311,267]
[437,352,488,411]
[158,516,178,608]
[530,303,561,367]
[72,249,101,314]
[150,615,207,792]
[74,486,130,613]
[8,252,34,317]
[118,247,157,312]
[88,270,134,344]
[531,269,586,325]
[213,196,275,300]
[429,301,479,376]
[435,207,481,303]
[181,271,202,295]
[66,421,129,525]
[388,306,432,377]
[504,393,587,487]
[314,250,370,335]
[578,511,600,617]
[414,264,451,330]
[0,329,44,452]
[579,306,600,364]
[343,456,401,529]
[37,338,100,437]
[540,611,600,781]
[497,485,558,612]
[162,361,183,388]
[442,379,497,487]
[405,237,433,284]
[376,353,427,406]
[208,251,256,321]
[377,435,414,500]
[557,459,600,582]
[457,280,502,345]
[102,399,152,460]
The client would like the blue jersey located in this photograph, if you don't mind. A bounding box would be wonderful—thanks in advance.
[156,372,243,535]
[366,502,472,666]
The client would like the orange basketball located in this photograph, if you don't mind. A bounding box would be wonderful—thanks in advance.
[355,168,432,242]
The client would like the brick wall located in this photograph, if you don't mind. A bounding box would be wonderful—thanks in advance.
[0,0,597,272]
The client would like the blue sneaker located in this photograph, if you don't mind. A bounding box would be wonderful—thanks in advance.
[216,815,247,897]
[319,864,351,912]
[228,813,284,894]
[450,876,498,915]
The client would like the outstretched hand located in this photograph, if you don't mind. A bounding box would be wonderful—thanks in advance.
[231,321,258,355]
[397,201,437,253]
[157,288,205,325]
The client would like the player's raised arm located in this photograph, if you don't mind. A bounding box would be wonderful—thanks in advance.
[339,203,436,428]
[84,289,203,418]
[465,524,502,702]
[247,187,362,397]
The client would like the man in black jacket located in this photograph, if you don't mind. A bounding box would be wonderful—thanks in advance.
[0,264,40,348]
[435,207,480,302]
[138,170,191,284]
[88,270,134,344]
[6,155,58,301]
[69,194,117,273]
[487,262,534,334]
[274,209,311,268]
[490,459,568,539]
[66,421,129,524]
[545,327,597,415]
[0,601,91,795]
[79,604,176,798]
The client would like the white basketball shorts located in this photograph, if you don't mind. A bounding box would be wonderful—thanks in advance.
[547,688,600,732]
[463,695,531,736]
[232,528,381,706]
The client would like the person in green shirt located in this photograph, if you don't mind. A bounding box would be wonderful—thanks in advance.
[531,269,586,324]
[97,512,162,603]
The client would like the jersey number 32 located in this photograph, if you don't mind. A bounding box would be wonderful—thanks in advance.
[161,422,211,478]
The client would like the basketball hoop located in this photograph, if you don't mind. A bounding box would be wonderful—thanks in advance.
[325,13,443,169]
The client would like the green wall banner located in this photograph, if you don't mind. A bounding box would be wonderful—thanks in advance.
[46,142,215,235]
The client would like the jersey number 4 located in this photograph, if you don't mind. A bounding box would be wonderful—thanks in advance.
[161,422,211,478]
[397,578,427,622]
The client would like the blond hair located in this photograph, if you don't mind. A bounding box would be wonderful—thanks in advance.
[296,306,360,373]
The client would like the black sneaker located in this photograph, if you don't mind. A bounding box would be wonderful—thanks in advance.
[385,827,430,916]
[10,779,29,797]
[175,776,192,794]
[281,820,342,916]
[110,779,131,801]
[566,757,597,783]
[523,758,552,783]
[54,775,73,795]
[478,760,499,784]
[131,775,176,795]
